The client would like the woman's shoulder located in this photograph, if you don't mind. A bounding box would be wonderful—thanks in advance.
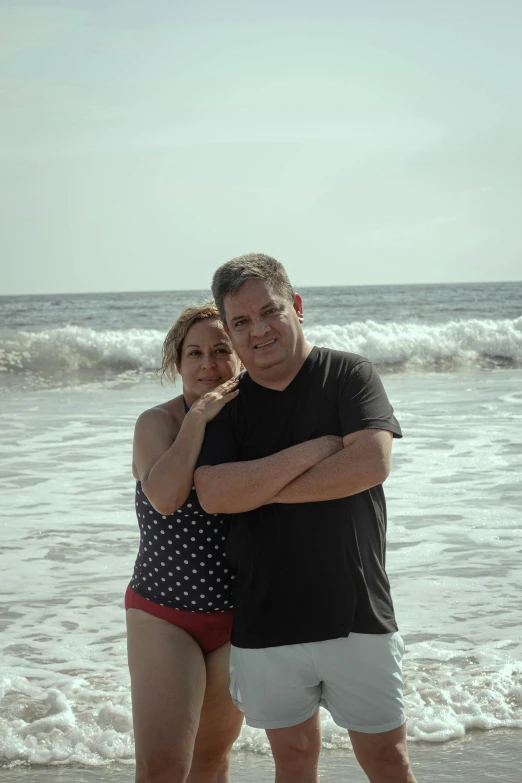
[135,395,185,433]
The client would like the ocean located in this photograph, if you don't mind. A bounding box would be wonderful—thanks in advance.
[1,282,521,781]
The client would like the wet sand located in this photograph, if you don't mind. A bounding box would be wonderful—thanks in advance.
[1,729,520,782]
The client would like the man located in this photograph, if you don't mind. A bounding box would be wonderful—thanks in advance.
[194,253,417,783]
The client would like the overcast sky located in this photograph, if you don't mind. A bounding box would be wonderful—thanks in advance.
[1,0,521,295]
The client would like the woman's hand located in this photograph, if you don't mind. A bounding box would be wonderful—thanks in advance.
[187,379,239,424]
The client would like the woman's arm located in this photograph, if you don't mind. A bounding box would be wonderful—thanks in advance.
[133,407,205,515]
[133,380,238,515]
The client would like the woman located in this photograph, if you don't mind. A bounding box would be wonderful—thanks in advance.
[127,303,244,783]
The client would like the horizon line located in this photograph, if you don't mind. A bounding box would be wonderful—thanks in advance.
[1,279,521,299]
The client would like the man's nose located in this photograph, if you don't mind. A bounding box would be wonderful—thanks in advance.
[250,316,271,337]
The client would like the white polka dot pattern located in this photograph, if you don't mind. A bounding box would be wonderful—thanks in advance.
[130,482,234,612]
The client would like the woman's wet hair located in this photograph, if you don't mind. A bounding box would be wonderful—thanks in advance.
[160,302,221,383]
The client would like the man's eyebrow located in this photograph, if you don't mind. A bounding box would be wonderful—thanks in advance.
[231,302,278,321]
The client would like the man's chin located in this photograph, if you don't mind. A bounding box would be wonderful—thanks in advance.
[251,350,286,370]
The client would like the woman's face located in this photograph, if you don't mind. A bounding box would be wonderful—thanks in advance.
[180,319,240,404]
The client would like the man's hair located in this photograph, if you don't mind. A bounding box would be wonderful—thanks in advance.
[211,253,294,322]
[160,301,220,383]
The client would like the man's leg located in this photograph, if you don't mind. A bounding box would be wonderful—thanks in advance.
[349,723,417,783]
[318,632,415,782]
[265,711,322,783]
[228,644,322,782]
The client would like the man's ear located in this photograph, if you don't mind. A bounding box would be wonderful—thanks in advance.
[293,293,304,323]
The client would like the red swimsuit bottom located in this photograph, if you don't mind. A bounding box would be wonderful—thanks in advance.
[125,585,233,654]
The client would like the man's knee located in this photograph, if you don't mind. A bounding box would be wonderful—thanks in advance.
[274,751,318,778]
[357,741,413,782]
[269,736,319,778]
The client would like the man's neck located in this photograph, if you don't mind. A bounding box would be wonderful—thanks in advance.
[247,341,313,391]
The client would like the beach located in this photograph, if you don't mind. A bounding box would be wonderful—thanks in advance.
[1,283,521,780]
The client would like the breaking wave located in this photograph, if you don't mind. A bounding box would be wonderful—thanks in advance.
[0,326,164,386]
[304,316,522,371]
[1,318,521,386]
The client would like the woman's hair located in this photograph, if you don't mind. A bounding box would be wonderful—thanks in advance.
[160,301,221,383]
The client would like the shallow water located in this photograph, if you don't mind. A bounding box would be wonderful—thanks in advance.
[1,282,521,772]
[1,370,521,768]
[1,730,520,781]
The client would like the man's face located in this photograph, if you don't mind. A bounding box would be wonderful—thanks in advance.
[222,278,304,374]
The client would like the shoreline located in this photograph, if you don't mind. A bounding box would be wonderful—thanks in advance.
[1,729,520,782]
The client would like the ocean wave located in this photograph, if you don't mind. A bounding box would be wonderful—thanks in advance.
[0,326,164,385]
[1,645,521,767]
[304,316,522,371]
[1,318,521,386]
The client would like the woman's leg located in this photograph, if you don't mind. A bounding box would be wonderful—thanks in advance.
[188,642,244,783]
[126,608,207,783]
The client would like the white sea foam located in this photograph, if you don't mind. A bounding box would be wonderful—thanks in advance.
[1,648,521,766]
[0,326,163,382]
[304,317,522,369]
[1,318,521,385]
[0,678,134,766]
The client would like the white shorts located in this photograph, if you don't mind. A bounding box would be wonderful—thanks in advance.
[229,632,406,733]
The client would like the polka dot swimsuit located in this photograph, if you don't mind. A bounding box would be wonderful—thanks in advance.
[130,481,234,612]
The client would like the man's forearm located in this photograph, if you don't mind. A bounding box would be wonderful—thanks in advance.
[194,436,342,513]
[269,431,392,504]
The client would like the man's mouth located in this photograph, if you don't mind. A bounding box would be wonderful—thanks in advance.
[253,339,277,350]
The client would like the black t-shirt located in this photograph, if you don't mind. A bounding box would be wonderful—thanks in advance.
[197,346,402,648]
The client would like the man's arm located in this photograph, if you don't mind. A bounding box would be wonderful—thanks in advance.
[267,429,393,504]
[194,435,343,514]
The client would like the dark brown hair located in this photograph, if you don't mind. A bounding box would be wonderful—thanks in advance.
[211,253,294,322]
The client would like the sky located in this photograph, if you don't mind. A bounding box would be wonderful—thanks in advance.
[1,0,521,295]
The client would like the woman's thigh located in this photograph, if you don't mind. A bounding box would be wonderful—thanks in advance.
[126,608,206,773]
[191,642,244,769]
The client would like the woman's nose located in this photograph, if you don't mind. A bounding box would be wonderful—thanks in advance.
[200,353,217,368]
